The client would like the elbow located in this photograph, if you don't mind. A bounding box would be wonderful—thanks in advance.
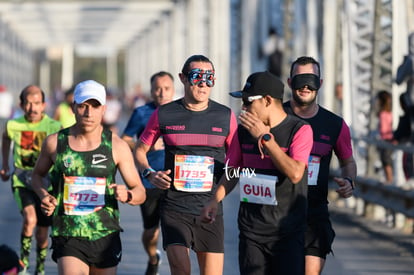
[288,161,307,184]
[289,171,304,184]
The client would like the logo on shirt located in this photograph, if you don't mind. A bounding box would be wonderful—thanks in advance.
[211,127,222,132]
[166,125,186,131]
[63,156,74,168]
[320,134,330,141]
[91,154,108,168]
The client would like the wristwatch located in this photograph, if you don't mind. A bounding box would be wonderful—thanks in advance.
[125,191,133,203]
[261,133,273,144]
[142,168,155,178]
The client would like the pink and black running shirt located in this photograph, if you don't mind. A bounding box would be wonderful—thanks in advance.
[284,102,353,212]
[140,99,239,215]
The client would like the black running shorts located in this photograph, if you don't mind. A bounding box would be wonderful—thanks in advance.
[51,232,122,268]
[140,188,164,229]
[161,209,224,253]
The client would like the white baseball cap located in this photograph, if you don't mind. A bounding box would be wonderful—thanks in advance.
[74,80,106,105]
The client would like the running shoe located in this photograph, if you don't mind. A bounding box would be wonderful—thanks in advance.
[145,249,161,275]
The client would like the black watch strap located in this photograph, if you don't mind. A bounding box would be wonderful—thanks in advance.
[142,168,155,178]
[344,177,355,190]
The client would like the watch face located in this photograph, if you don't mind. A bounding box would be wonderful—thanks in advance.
[143,169,151,178]
[263,134,271,141]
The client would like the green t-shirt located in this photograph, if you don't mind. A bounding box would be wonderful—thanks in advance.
[7,114,61,188]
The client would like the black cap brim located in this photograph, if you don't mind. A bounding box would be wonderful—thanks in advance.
[229,91,243,98]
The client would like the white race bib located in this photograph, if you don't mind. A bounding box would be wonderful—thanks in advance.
[173,155,214,192]
[63,176,106,215]
[240,173,278,205]
[308,155,320,186]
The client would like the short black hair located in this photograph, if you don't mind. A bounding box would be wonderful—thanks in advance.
[19,85,45,104]
[181,55,215,75]
[290,56,321,77]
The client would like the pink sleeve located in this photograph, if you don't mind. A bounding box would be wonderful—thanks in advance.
[225,112,242,168]
[139,109,161,146]
[334,121,353,160]
[289,124,313,166]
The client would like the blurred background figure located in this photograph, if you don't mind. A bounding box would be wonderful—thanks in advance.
[0,85,14,146]
[127,83,150,111]
[53,85,76,128]
[102,88,122,135]
[0,244,23,275]
[396,32,414,146]
[393,93,414,185]
[396,32,414,108]
[334,83,343,115]
[377,90,394,184]
[261,27,284,77]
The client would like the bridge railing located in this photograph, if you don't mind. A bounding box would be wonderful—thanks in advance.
[329,136,414,232]
[330,171,414,217]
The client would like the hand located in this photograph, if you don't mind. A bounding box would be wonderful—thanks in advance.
[0,168,10,181]
[40,194,57,216]
[200,200,218,224]
[148,169,172,190]
[239,111,270,140]
[334,177,354,198]
[109,184,130,203]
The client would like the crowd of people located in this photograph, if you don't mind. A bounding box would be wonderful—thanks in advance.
[2,48,413,275]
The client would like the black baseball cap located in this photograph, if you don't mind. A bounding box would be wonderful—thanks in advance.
[229,71,284,99]
[0,244,22,273]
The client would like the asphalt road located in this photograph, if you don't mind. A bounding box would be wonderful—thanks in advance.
[1,175,414,274]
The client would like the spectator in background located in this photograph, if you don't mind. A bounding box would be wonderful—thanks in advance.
[377,90,394,184]
[396,32,414,186]
[396,32,414,109]
[261,27,284,77]
[393,93,414,182]
[53,86,76,128]
[128,83,150,110]
[102,89,122,135]
[396,32,414,147]
[0,85,14,145]
[334,83,343,115]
